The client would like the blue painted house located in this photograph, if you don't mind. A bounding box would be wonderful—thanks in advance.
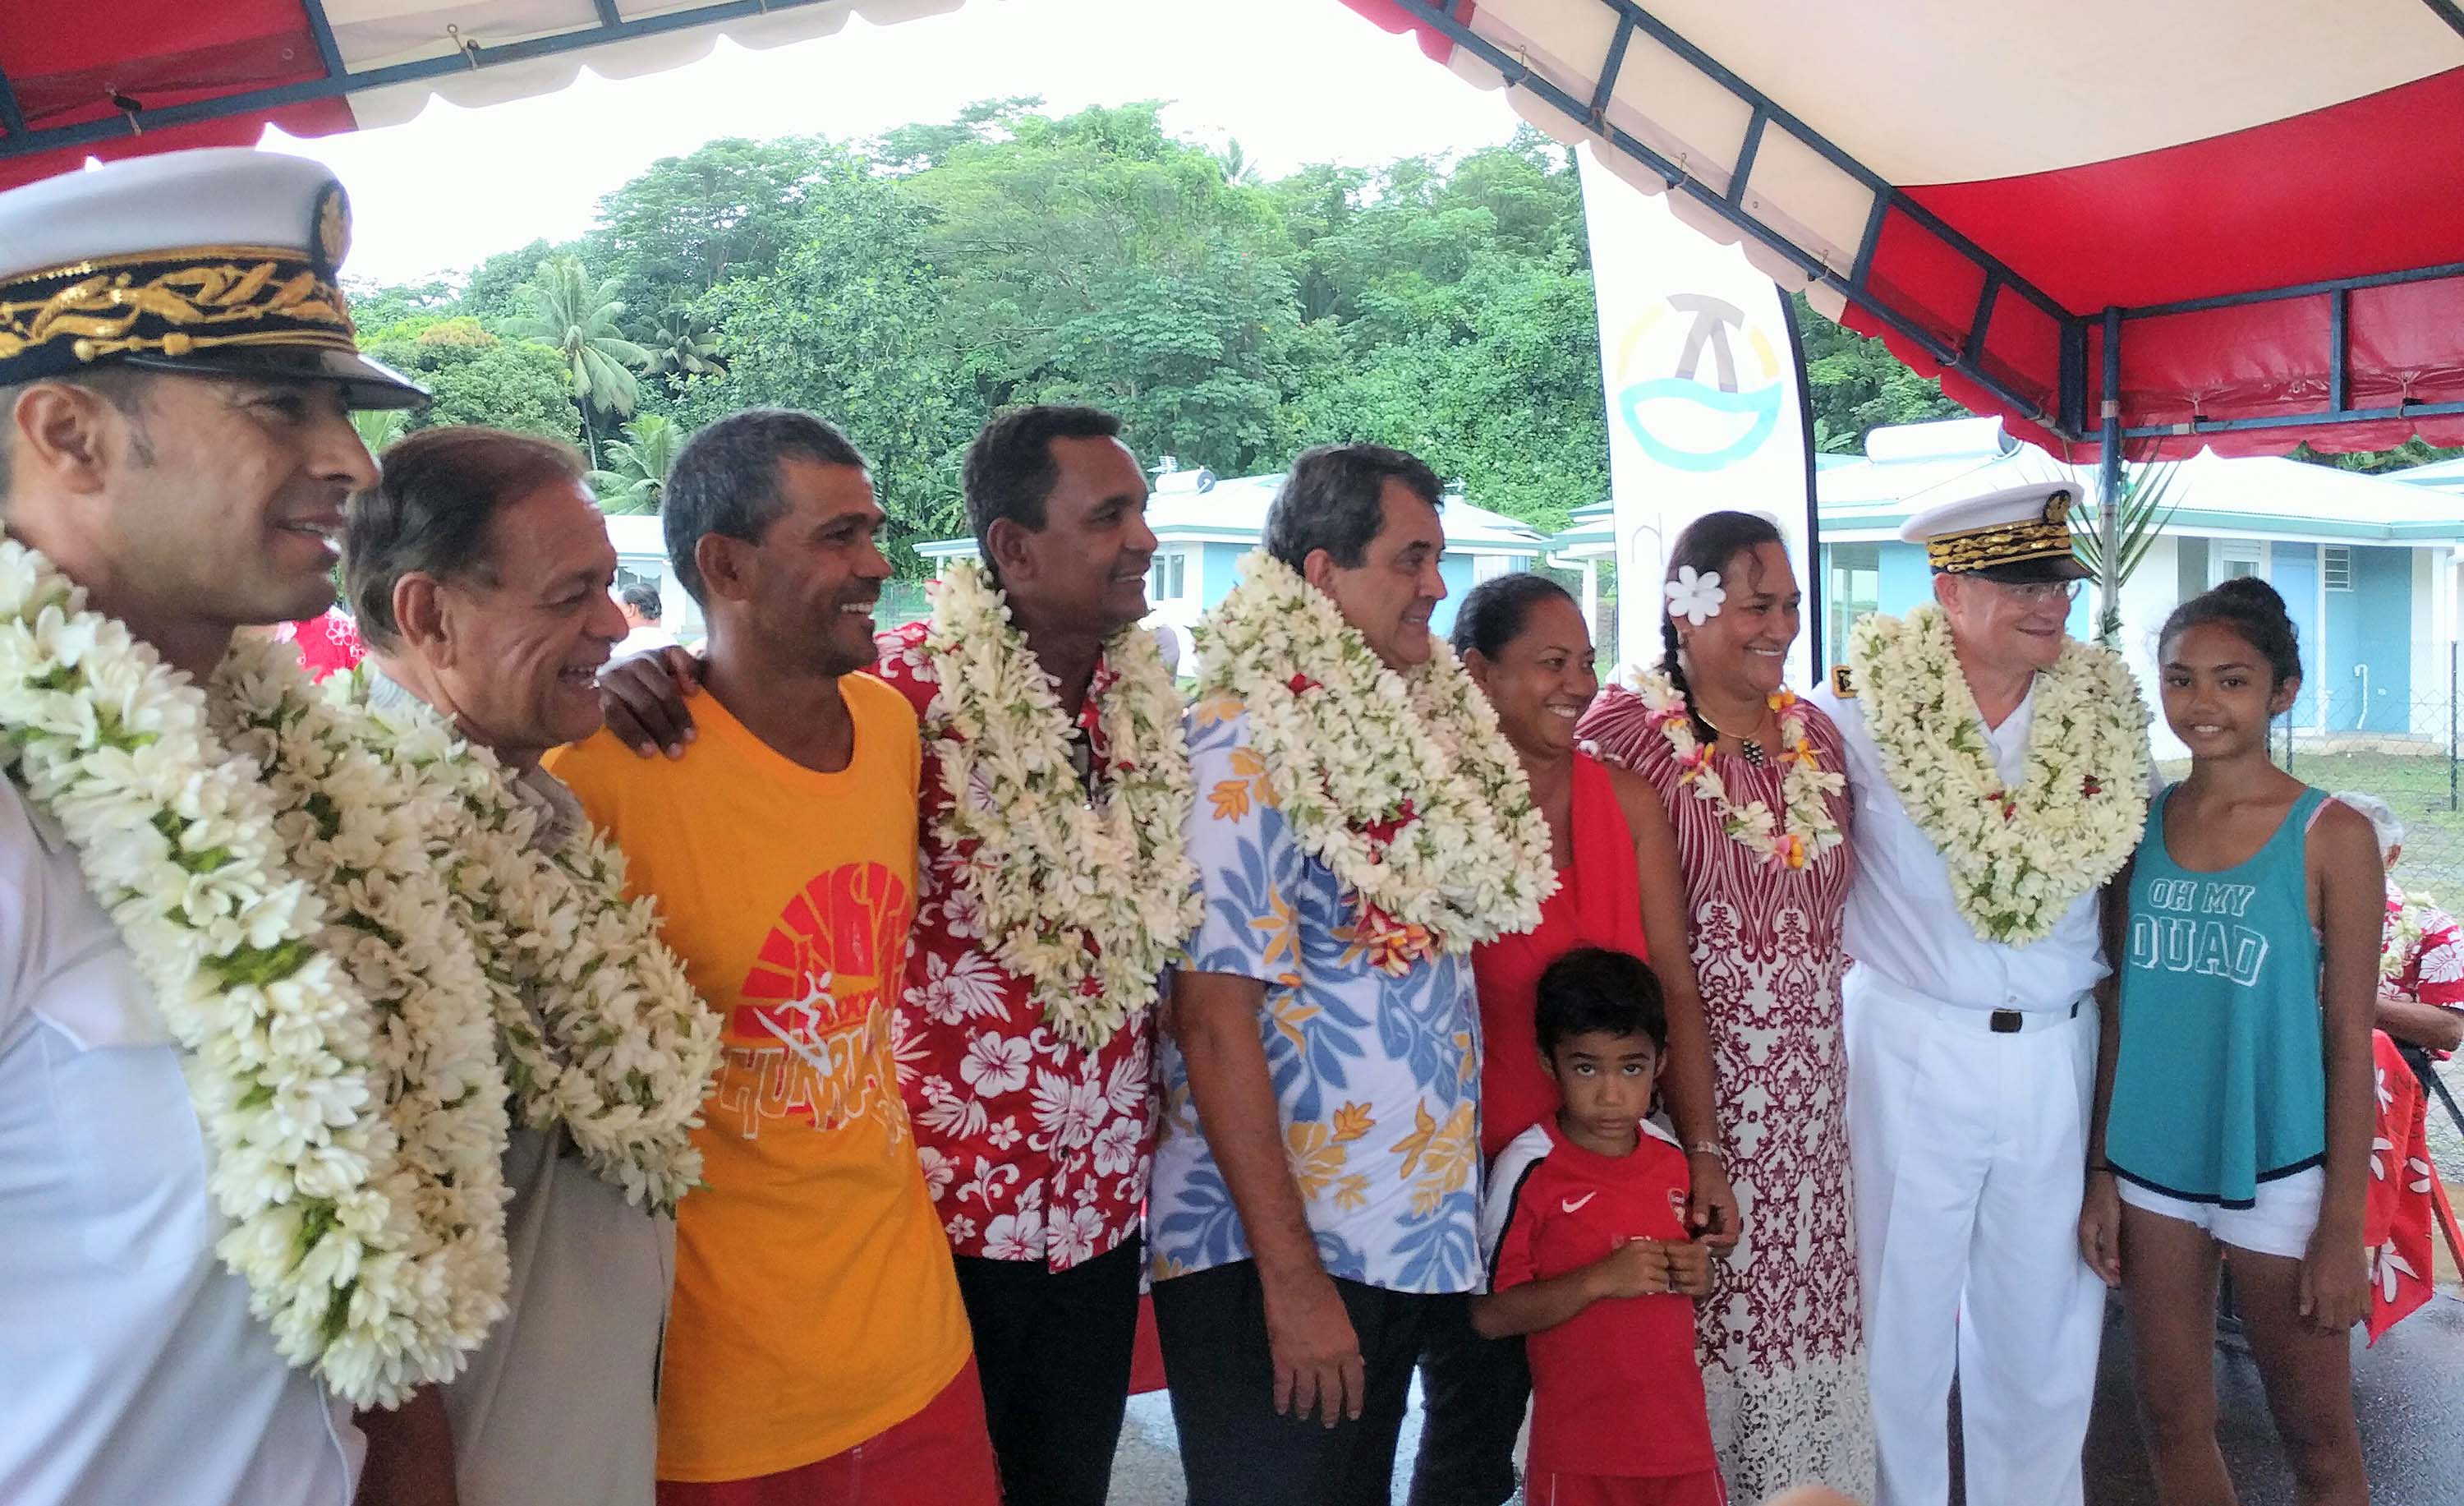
[916,463,1550,663]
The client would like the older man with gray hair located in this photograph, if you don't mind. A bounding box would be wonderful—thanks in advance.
[2335,790,2464,1056]
[344,424,713,1506]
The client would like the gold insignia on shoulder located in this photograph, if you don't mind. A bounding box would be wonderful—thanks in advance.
[1830,663,1857,698]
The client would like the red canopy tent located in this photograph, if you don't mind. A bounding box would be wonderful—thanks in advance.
[1335,0,2464,468]
[4,0,2461,471]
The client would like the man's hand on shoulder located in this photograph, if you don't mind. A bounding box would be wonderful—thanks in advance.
[599,647,703,759]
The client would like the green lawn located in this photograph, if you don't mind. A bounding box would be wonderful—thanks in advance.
[2160,748,2464,898]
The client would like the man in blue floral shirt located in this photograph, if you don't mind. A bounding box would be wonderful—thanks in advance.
[1152,444,1531,1506]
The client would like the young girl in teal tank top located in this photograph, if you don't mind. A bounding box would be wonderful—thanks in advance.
[2080,577,2379,1506]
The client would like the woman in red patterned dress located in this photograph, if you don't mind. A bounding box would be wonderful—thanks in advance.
[1409,572,1734,1506]
[1576,512,1873,1500]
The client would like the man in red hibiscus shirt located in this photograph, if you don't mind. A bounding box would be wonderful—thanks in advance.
[601,406,1185,1506]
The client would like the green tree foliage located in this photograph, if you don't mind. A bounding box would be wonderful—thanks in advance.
[410,101,2461,579]
[504,256,651,464]
[587,414,682,514]
[670,163,975,565]
[362,318,582,443]
[646,308,726,391]
[595,136,854,313]
[903,103,1305,473]
[1791,293,1965,450]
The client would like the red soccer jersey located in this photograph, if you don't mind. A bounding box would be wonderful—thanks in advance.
[1483,1117,1717,1480]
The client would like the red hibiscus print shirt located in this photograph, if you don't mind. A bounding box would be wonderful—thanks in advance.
[874,619,1156,1272]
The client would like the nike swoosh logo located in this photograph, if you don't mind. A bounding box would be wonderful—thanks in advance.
[1561,1191,1597,1214]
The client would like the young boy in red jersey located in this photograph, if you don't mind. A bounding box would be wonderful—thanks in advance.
[1472,946,1726,1506]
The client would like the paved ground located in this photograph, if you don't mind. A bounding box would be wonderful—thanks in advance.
[1110,1289,2464,1504]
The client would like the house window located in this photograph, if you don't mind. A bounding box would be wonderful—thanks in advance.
[1147,551,1188,602]
[2323,546,2353,592]
[1827,544,1880,661]
[614,564,660,594]
[2213,540,2266,586]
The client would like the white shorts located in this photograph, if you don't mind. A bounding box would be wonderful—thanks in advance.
[2115,1165,2324,1260]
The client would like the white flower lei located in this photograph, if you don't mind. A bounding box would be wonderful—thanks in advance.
[1848,603,2149,946]
[358,698,722,1212]
[2384,885,2436,988]
[922,560,1201,1053]
[1194,550,1556,966]
[1623,670,1845,870]
[0,539,506,1409]
[209,636,513,1404]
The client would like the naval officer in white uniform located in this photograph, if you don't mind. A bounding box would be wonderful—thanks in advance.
[0,150,426,1505]
[1810,482,2152,1506]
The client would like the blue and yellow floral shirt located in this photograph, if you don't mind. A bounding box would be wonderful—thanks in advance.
[1148,694,1485,1295]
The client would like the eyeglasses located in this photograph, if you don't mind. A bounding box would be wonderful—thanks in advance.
[1996,580,2082,605]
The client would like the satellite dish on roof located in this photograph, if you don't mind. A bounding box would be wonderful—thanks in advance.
[1195,468,1216,492]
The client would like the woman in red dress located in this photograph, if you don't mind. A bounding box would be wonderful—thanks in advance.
[1409,572,1731,1506]
[1577,512,1871,1500]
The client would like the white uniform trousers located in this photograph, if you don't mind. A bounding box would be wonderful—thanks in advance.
[1844,970,2104,1506]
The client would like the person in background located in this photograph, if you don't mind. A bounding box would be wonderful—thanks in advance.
[1578,512,1869,1499]
[2335,789,2464,1057]
[2081,578,2374,1506]
[1413,571,1734,1506]
[274,601,367,681]
[614,582,676,658]
[1152,444,1557,1505]
[1471,946,1725,1506]
[549,409,998,1505]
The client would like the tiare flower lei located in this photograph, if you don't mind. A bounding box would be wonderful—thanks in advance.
[1848,603,2149,946]
[1194,550,1556,969]
[2384,886,2434,988]
[921,560,1200,1053]
[208,635,513,1405]
[1625,670,1844,870]
[359,698,722,1213]
[0,538,507,1410]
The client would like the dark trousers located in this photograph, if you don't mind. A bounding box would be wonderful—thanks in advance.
[1407,1293,1531,1506]
[1152,1259,1439,1506]
[951,1233,1144,1506]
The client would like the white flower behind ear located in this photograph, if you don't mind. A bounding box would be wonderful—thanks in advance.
[1664,566,1726,627]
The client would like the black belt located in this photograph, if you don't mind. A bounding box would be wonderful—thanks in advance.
[1990,1001,2081,1033]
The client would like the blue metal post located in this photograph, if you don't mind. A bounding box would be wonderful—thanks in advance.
[2097,306,2124,647]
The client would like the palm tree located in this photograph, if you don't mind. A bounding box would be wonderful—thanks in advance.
[2073,461,2182,651]
[504,254,650,466]
[646,307,725,389]
[351,407,409,454]
[586,414,681,514]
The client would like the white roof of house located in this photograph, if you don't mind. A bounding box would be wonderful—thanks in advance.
[1818,424,2464,545]
[603,512,666,560]
[1547,419,2464,553]
[917,467,1549,558]
[2391,454,2464,494]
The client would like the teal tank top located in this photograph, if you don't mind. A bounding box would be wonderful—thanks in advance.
[2107,785,2328,1208]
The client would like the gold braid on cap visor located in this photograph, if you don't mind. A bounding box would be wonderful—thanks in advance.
[0,246,357,372]
[1924,519,2084,573]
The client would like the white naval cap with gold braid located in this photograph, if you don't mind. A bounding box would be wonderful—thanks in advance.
[1899,480,2092,584]
[0,148,427,410]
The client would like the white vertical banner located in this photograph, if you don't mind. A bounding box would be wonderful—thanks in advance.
[1577,145,1818,689]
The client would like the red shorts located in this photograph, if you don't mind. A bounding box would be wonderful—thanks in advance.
[1528,1468,1730,1506]
[655,1357,1000,1506]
